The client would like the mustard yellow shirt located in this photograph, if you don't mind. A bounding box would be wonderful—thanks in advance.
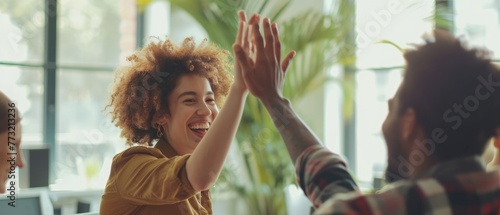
[100,142,212,215]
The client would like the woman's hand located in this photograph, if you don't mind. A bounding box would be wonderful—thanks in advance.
[231,11,252,93]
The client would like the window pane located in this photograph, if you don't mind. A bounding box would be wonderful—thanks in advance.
[0,66,44,145]
[355,69,402,184]
[351,0,435,188]
[455,0,500,59]
[55,69,125,190]
[0,0,45,63]
[355,0,435,68]
[58,0,123,67]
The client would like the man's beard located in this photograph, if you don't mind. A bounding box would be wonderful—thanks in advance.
[383,140,410,184]
[384,161,406,183]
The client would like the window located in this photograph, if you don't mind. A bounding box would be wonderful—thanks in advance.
[355,0,435,185]
[58,0,122,67]
[329,0,500,189]
[354,68,402,185]
[53,0,126,190]
[454,0,500,60]
[0,0,45,145]
[0,0,135,190]
[55,69,123,189]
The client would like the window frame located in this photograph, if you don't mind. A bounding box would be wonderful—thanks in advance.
[0,0,144,184]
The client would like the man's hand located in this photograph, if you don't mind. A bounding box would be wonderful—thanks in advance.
[233,15,295,103]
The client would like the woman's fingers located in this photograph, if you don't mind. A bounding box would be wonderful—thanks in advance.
[242,23,250,55]
[236,21,244,46]
[238,10,247,23]
[237,11,247,46]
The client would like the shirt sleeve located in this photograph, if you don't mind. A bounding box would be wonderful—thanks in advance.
[295,145,360,208]
[314,189,408,215]
[112,146,197,205]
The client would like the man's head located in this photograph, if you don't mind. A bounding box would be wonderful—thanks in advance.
[382,30,500,182]
[0,91,25,193]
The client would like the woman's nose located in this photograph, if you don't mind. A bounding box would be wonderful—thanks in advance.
[197,103,212,116]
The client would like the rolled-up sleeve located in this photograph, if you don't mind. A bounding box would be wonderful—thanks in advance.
[295,145,360,208]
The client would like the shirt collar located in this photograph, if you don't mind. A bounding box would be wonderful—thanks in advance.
[415,156,486,179]
[154,138,179,158]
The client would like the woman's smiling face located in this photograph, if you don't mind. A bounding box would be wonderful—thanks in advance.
[161,74,219,155]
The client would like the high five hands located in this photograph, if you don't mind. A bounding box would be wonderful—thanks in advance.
[232,11,296,103]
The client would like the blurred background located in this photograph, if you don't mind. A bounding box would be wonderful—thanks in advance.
[0,0,499,214]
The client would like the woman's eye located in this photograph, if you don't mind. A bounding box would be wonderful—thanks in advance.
[184,99,196,103]
[206,98,215,103]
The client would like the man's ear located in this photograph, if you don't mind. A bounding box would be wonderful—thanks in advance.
[493,134,500,149]
[494,128,500,148]
[401,108,420,142]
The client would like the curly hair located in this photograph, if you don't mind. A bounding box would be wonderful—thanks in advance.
[107,37,233,146]
[399,30,500,161]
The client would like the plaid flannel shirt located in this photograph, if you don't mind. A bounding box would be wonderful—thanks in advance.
[295,145,500,215]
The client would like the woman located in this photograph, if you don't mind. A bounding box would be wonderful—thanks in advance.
[0,91,25,194]
[100,12,255,214]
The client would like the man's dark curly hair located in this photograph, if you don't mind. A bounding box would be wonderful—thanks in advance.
[107,37,233,146]
[399,30,500,161]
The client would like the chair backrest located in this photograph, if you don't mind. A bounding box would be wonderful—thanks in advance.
[0,188,54,215]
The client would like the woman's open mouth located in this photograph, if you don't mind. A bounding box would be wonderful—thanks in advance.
[188,122,210,138]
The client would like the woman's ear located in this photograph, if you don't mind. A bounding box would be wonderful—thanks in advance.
[152,108,169,127]
[156,115,168,127]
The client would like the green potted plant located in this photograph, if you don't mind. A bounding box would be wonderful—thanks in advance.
[136,0,355,214]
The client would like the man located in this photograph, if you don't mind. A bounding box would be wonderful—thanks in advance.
[234,14,500,214]
[0,91,25,194]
